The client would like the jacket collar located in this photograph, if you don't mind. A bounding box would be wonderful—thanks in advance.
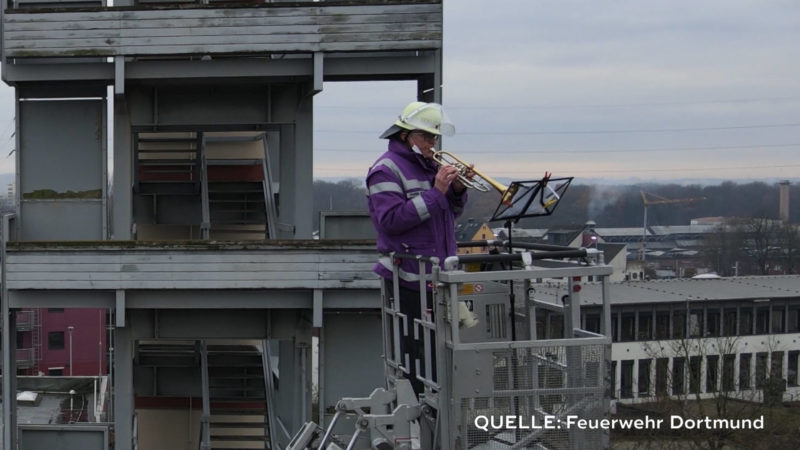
[387,139,438,171]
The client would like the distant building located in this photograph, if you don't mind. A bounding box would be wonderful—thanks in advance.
[456,219,496,254]
[494,226,547,243]
[15,308,108,376]
[534,275,800,404]
[510,221,720,278]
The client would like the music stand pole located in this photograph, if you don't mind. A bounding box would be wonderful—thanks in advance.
[503,220,517,342]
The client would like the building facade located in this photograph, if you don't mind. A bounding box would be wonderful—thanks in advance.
[535,276,800,404]
[0,1,444,449]
[15,308,108,376]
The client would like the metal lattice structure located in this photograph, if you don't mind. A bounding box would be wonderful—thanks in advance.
[455,342,609,449]
[368,244,614,450]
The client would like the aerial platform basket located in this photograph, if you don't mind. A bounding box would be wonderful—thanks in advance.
[296,172,612,449]
[377,246,614,450]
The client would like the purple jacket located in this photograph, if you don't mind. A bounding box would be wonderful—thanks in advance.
[366,139,467,290]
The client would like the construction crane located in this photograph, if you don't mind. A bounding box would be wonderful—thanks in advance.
[640,190,706,262]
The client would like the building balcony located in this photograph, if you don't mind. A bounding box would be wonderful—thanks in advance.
[1,0,442,60]
[2,240,381,309]
[1,348,37,368]
[15,309,36,331]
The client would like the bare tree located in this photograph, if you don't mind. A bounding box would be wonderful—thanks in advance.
[629,333,785,450]
[701,217,790,276]
[739,217,783,275]
[778,223,800,274]
[701,222,745,276]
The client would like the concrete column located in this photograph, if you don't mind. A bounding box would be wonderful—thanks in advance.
[113,98,133,240]
[2,303,18,449]
[114,322,134,450]
[293,86,314,238]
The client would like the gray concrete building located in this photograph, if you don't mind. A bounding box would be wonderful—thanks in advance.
[0,1,444,449]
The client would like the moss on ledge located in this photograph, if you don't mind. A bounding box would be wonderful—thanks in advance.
[5,239,377,251]
[23,189,102,200]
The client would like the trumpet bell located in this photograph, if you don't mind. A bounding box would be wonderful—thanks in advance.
[432,150,519,205]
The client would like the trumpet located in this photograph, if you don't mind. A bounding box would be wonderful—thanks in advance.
[433,150,519,206]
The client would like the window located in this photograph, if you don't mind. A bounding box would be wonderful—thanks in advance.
[739,353,752,390]
[672,310,686,339]
[706,355,719,393]
[48,368,64,376]
[673,357,685,395]
[723,308,737,336]
[611,361,617,398]
[756,307,769,334]
[611,313,618,342]
[638,359,651,397]
[689,356,702,394]
[621,360,634,398]
[771,351,784,382]
[706,308,720,337]
[722,354,735,391]
[16,332,25,349]
[771,307,785,333]
[548,313,564,339]
[689,310,703,337]
[756,352,769,388]
[788,351,799,387]
[656,358,669,396]
[536,311,546,340]
[789,307,800,333]
[655,311,670,339]
[620,313,635,342]
[638,311,653,340]
[584,313,600,334]
[48,331,65,350]
[739,309,753,335]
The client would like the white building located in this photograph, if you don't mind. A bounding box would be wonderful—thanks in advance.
[534,275,800,404]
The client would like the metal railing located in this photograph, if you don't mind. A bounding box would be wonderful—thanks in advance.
[198,341,211,450]
[376,247,614,449]
[261,339,280,450]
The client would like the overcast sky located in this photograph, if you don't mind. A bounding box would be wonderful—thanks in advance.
[314,0,800,183]
[0,1,798,184]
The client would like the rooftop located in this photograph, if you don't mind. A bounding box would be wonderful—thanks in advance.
[532,275,800,306]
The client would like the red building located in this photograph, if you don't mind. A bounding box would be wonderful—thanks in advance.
[16,308,108,376]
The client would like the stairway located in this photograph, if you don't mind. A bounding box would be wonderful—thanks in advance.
[133,131,279,240]
[137,340,199,367]
[207,177,269,240]
[206,344,271,450]
[135,133,201,195]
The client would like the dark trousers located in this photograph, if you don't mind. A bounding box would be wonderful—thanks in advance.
[384,279,436,396]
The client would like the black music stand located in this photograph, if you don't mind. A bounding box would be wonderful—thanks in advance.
[487,175,573,343]
[490,176,573,223]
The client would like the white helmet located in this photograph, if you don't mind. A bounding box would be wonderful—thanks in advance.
[379,101,456,139]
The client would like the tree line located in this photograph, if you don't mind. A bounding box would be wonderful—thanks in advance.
[314,179,798,230]
[702,217,798,276]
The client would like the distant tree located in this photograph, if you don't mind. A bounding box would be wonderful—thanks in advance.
[739,217,783,275]
[701,223,745,276]
[635,333,792,450]
[312,179,368,230]
[777,223,800,274]
[314,179,799,236]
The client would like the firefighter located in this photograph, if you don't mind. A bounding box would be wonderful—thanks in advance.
[366,101,472,395]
